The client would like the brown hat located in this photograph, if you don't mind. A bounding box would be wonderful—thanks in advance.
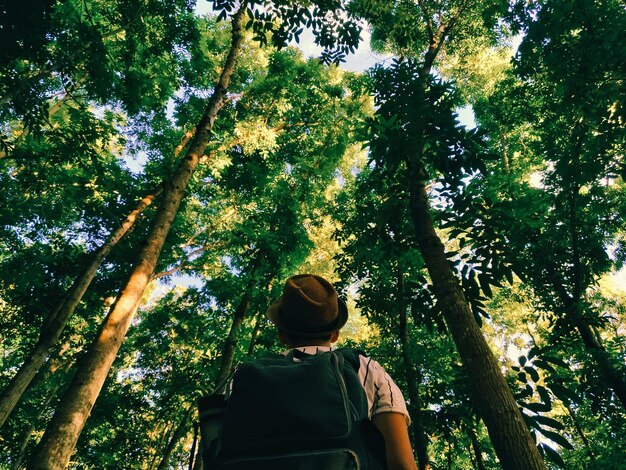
[267,274,348,338]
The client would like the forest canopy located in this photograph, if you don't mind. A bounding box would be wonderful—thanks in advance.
[1,0,625,468]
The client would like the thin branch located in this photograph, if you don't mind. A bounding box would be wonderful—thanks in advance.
[151,246,208,280]
[417,0,434,40]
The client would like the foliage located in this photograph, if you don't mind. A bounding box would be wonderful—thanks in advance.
[1,0,625,468]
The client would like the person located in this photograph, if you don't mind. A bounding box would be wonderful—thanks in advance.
[266,273,418,470]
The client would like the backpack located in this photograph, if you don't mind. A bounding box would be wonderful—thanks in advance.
[198,348,387,469]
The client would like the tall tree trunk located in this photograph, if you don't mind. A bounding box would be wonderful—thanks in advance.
[392,7,544,467]
[563,145,626,409]
[406,176,546,470]
[156,406,194,470]
[213,254,264,392]
[188,422,199,470]
[10,384,61,470]
[0,185,162,429]
[246,311,264,357]
[576,321,626,408]
[192,446,203,470]
[246,279,275,357]
[565,403,594,461]
[27,8,246,469]
[23,339,73,398]
[466,425,487,470]
[148,421,175,470]
[10,351,76,468]
[397,269,430,470]
[549,273,626,409]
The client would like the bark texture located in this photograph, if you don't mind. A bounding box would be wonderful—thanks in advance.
[406,176,546,470]
[27,9,246,469]
[0,184,162,429]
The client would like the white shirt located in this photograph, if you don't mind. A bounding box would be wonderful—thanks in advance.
[285,346,411,425]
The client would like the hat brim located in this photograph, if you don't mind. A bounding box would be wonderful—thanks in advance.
[267,297,349,338]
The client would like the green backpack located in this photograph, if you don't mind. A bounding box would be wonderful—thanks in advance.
[198,348,387,469]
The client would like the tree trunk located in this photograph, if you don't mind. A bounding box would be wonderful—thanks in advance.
[549,273,626,409]
[406,176,546,470]
[22,339,73,399]
[0,184,163,429]
[213,255,264,393]
[192,446,203,470]
[246,311,264,357]
[148,421,175,470]
[10,351,77,469]
[395,9,544,467]
[156,407,194,470]
[397,269,430,470]
[213,300,249,392]
[562,151,626,409]
[566,403,594,461]
[576,322,626,408]
[27,8,246,469]
[188,422,199,470]
[466,425,487,470]
[10,384,60,470]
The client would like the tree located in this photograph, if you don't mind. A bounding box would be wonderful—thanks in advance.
[24,2,363,463]
[348,0,547,466]
[463,0,626,412]
[26,8,248,467]
[0,184,162,428]
[3,0,624,467]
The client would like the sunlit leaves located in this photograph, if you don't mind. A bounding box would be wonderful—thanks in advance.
[211,0,362,64]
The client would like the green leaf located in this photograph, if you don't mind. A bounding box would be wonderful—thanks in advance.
[523,402,551,413]
[534,415,563,430]
[478,273,493,298]
[548,383,579,405]
[537,428,573,450]
[532,359,556,374]
[541,443,566,467]
[536,385,552,409]
[542,355,570,369]
[524,365,540,383]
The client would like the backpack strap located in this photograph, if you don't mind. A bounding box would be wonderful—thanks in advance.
[334,348,365,374]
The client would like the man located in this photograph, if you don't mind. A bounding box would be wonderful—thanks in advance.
[266,274,417,470]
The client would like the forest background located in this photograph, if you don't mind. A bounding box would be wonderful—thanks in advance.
[1,0,625,469]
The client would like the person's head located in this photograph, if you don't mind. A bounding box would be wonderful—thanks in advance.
[267,274,348,348]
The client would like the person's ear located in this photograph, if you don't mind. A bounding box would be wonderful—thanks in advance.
[330,330,340,344]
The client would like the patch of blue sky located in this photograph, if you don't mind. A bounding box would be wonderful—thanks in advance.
[119,149,149,176]
[168,273,205,289]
